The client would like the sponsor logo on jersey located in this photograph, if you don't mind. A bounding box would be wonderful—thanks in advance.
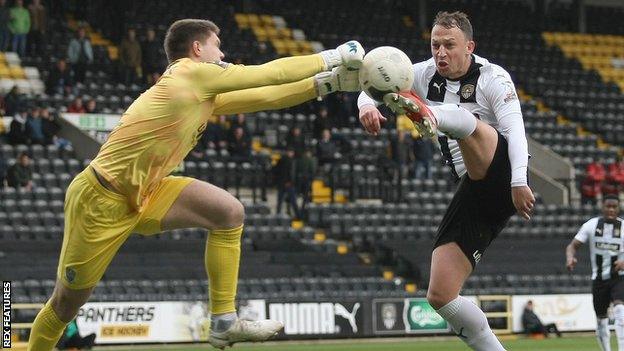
[595,242,620,251]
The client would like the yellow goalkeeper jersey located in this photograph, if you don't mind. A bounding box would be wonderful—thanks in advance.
[91,55,323,210]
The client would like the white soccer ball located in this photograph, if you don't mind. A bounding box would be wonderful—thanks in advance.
[358,46,414,102]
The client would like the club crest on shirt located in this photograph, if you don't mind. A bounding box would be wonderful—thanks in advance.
[460,84,475,100]
[65,267,76,283]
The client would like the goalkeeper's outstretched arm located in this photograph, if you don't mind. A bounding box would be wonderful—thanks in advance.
[195,41,364,99]
[213,66,361,115]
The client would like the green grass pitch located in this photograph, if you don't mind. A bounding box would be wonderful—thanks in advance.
[102,335,606,351]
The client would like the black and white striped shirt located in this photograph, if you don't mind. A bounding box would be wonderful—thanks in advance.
[575,217,624,281]
[358,54,529,186]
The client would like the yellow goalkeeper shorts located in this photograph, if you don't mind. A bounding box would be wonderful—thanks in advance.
[56,166,194,289]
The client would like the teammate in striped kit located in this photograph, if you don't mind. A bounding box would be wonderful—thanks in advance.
[567,195,624,351]
[357,11,534,351]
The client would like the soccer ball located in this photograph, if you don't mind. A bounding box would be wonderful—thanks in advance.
[358,46,414,102]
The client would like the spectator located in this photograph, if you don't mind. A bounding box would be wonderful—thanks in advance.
[295,148,316,213]
[41,107,58,144]
[119,28,142,85]
[7,151,33,190]
[85,98,98,113]
[581,177,601,205]
[46,58,74,95]
[8,109,28,145]
[4,85,22,116]
[228,126,251,159]
[586,160,607,183]
[205,115,228,151]
[285,126,305,157]
[0,152,6,188]
[26,106,44,144]
[390,131,413,179]
[41,107,71,149]
[66,26,93,83]
[316,128,339,168]
[9,0,29,57]
[67,97,86,113]
[274,148,300,219]
[27,0,45,56]
[229,113,251,142]
[141,28,163,85]
[522,300,561,338]
[0,0,10,52]
[313,106,333,140]
[413,136,435,179]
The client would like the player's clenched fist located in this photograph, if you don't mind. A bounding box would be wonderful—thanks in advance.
[320,40,365,70]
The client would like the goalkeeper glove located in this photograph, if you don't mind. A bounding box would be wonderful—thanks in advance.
[314,66,361,96]
[319,41,365,70]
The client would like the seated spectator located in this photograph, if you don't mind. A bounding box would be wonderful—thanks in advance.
[228,126,251,159]
[41,108,71,150]
[586,161,606,183]
[205,115,228,151]
[581,177,601,205]
[4,85,22,116]
[85,98,98,113]
[229,113,251,142]
[67,97,86,113]
[7,151,33,190]
[46,59,74,95]
[522,300,561,338]
[608,161,624,189]
[8,109,29,145]
[285,126,305,157]
[26,106,45,144]
[316,128,339,167]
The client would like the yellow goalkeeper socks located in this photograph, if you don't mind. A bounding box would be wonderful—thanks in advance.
[28,302,68,351]
[206,225,243,314]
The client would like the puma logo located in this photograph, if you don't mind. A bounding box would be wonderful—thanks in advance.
[335,303,360,333]
[433,81,445,94]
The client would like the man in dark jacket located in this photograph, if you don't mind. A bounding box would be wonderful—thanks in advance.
[522,300,561,338]
[7,151,33,190]
[274,148,300,219]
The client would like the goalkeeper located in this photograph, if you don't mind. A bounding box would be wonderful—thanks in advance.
[28,18,363,351]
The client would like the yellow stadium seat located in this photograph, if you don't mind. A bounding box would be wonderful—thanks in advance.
[278,28,291,39]
[0,65,10,78]
[265,27,278,39]
[260,15,273,26]
[234,13,249,28]
[247,14,260,26]
[9,66,25,79]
